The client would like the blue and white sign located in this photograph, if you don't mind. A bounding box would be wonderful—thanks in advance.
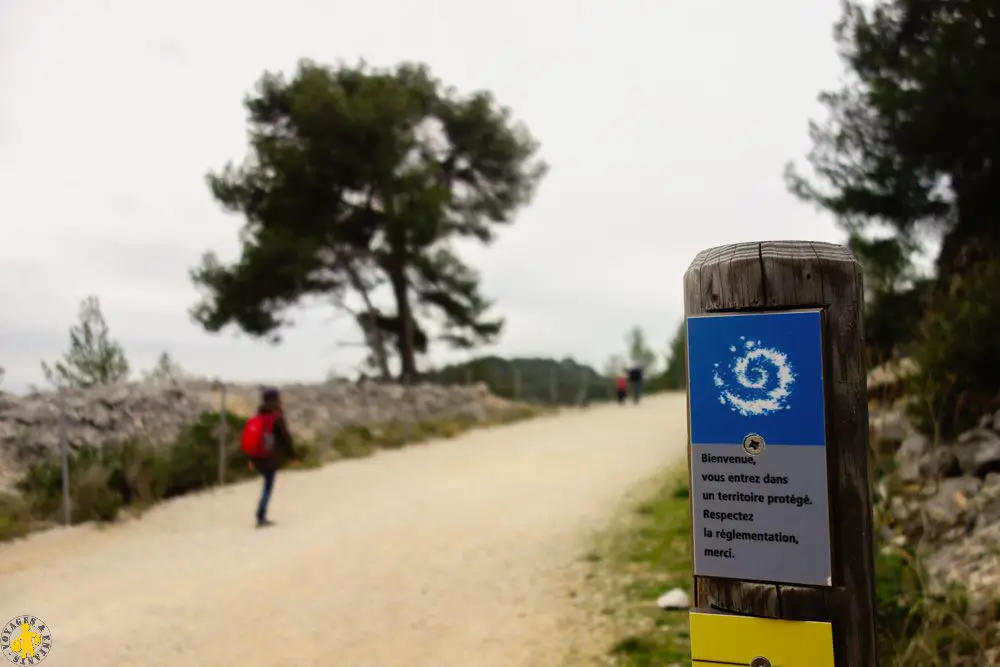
[687,309,833,587]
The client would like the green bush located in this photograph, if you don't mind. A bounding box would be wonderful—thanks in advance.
[494,404,542,424]
[17,443,138,524]
[160,410,251,497]
[647,320,687,393]
[15,410,250,528]
[417,418,468,440]
[377,423,413,449]
[72,464,123,523]
[5,405,544,539]
[330,426,377,459]
[907,259,1000,440]
[0,491,31,540]
[875,543,994,666]
[288,440,322,469]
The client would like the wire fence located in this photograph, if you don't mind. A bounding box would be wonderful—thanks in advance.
[39,368,620,526]
[435,363,611,407]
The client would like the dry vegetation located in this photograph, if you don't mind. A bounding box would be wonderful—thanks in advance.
[0,401,545,542]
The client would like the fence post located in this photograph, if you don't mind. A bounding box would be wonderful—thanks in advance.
[218,382,227,486]
[360,376,373,426]
[402,375,413,441]
[683,241,877,667]
[58,387,71,526]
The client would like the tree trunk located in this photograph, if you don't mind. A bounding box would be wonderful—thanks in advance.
[387,265,418,381]
[344,263,392,381]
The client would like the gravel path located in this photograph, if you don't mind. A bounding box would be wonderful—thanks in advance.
[0,392,687,667]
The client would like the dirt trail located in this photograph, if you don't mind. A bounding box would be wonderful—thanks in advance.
[0,392,688,667]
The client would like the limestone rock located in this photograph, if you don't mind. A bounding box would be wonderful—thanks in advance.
[0,379,510,489]
[920,476,980,543]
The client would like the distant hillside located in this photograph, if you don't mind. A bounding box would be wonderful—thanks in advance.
[425,356,611,405]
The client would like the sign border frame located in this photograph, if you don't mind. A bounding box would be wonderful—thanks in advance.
[684,306,835,588]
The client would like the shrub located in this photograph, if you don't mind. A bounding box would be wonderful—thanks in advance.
[493,405,542,424]
[875,543,994,666]
[907,259,1000,440]
[418,419,467,439]
[72,464,122,523]
[18,443,112,520]
[6,405,543,538]
[287,440,323,469]
[17,445,133,524]
[15,410,250,524]
[0,491,31,541]
[378,423,414,449]
[330,426,377,459]
[160,410,252,497]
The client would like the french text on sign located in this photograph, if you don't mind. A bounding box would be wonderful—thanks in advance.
[687,309,833,587]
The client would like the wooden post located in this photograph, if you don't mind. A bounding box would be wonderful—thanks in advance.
[683,241,877,667]
[58,387,71,526]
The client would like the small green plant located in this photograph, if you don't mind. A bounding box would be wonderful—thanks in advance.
[875,542,995,666]
[71,464,122,523]
[330,426,377,459]
[377,423,413,449]
[0,491,31,540]
[287,440,323,469]
[161,410,251,497]
[907,259,1000,440]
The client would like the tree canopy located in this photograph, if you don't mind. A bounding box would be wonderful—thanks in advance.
[143,351,184,385]
[426,355,607,405]
[661,321,687,389]
[785,0,1000,279]
[787,0,1000,435]
[625,326,657,375]
[191,60,547,380]
[43,296,130,388]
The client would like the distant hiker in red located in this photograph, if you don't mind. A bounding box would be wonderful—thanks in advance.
[616,375,628,404]
[241,387,296,528]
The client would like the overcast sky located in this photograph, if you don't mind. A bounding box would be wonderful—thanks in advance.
[0,0,848,393]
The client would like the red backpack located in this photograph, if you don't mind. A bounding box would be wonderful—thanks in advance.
[241,412,278,459]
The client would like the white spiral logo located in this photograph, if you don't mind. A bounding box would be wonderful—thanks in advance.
[712,336,796,416]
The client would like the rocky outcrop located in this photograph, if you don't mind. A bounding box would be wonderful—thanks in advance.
[874,404,1000,622]
[0,379,512,488]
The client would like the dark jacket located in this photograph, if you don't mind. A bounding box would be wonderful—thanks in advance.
[254,404,296,470]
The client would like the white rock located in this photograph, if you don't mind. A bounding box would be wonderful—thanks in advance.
[656,588,690,610]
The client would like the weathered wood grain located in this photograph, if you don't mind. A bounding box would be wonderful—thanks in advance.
[683,240,878,667]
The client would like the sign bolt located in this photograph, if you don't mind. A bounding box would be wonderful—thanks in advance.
[742,433,766,456]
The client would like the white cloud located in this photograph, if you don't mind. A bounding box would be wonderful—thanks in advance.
[0,0,845,392]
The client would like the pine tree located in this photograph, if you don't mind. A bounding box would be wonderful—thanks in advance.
[142,351,183,385]
[43,296,130,388]
[626,327,657,375]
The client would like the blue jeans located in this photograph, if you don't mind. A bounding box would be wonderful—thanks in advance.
[256,466,276,522]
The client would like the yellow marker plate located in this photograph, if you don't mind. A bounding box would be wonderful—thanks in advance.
[690,609,834,667]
